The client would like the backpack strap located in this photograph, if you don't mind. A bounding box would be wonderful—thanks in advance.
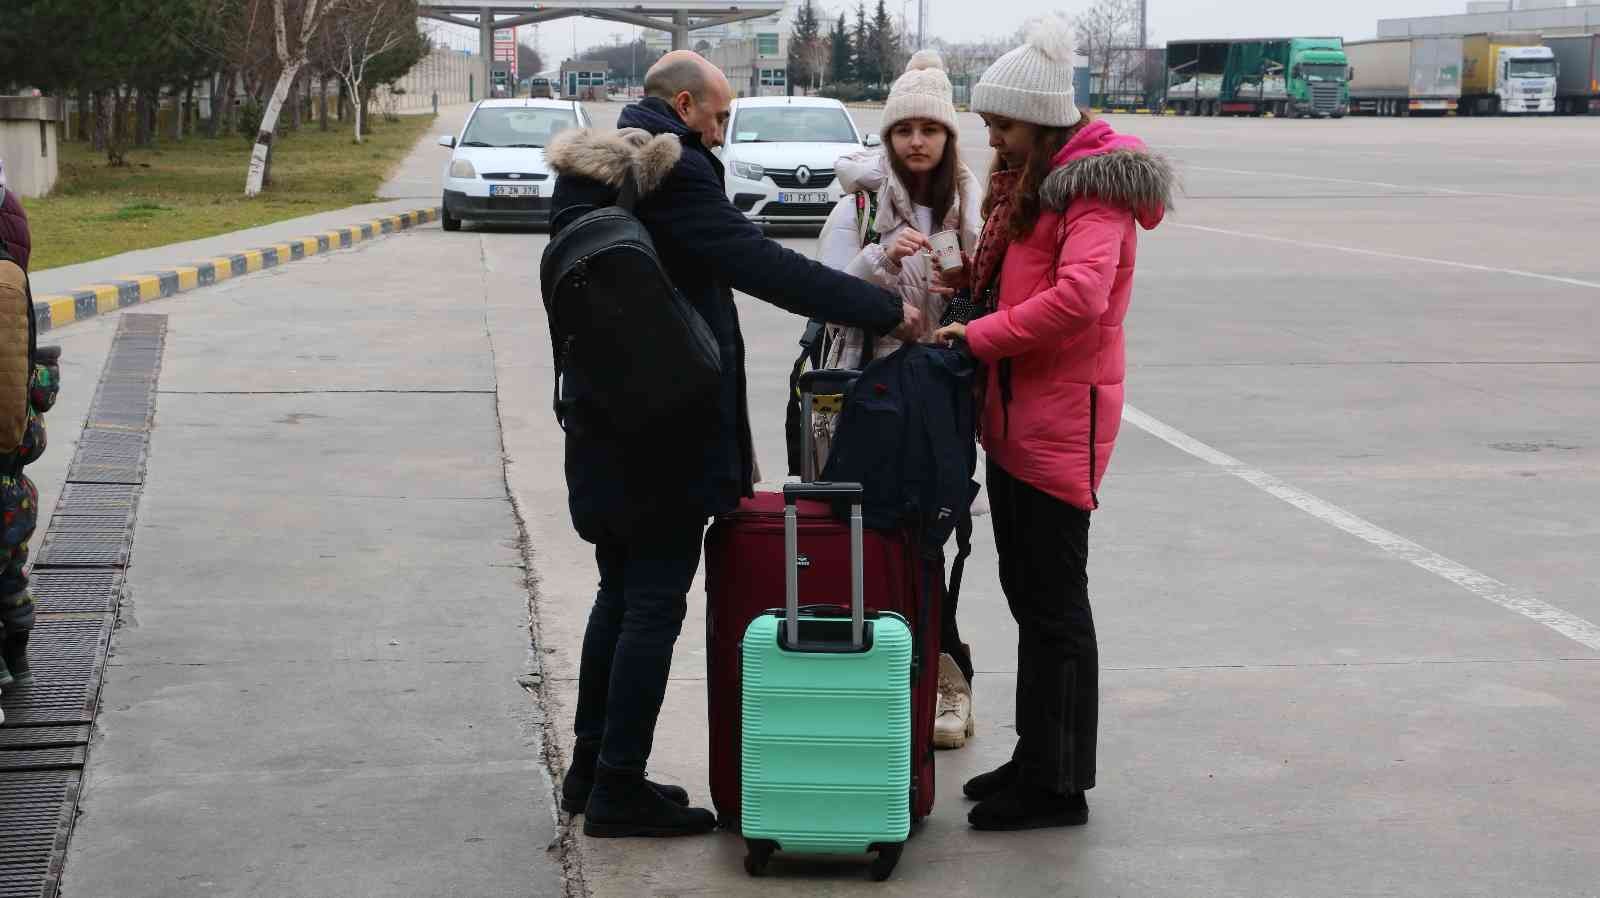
[855,189,881,248]
[784,319,827,476]
[615,166,641,213]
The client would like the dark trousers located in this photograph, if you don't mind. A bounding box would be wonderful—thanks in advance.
[573,519,707,776]
[987,459,1097,794]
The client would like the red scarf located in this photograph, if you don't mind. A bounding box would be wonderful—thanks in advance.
[972,169,1020,299]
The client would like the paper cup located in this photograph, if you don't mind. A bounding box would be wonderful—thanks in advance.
[928,230,963,272]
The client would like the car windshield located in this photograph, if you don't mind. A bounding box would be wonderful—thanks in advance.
[731,107,858,144]
[460,106,576,148]
[1302,64,1347,82]
[1507,59,1557,78]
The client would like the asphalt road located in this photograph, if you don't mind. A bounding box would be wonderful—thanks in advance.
[543,103,1600,897]
[42,101,1600,897]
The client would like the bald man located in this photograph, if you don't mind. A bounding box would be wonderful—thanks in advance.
[546,52,920,838]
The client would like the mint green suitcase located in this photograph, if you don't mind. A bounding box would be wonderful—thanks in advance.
[739,482,913,881]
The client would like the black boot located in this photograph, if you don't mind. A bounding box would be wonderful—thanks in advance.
[561,744,690,815]
[583,766,716,838]
[968,782,1088,831]
[963,760,1018,801]
[1,630,30,687]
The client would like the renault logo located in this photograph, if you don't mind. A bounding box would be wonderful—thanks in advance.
[795,165,813,186]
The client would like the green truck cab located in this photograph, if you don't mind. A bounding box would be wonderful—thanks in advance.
[1287,38,1351,118]
[1167,37,1349,118]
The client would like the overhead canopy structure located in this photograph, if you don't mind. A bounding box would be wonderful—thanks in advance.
[421,0,787,95]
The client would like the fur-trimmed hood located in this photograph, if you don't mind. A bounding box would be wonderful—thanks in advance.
[1040,119,1174,230]
[545,127,683,197]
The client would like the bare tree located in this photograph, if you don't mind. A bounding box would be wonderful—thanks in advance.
[1075,0,1139,88]
[320,0,415,144]
[246,0,348,197]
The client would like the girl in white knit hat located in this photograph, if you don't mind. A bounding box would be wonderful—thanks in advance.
[933,13,1174,832]
[814,49,985,752]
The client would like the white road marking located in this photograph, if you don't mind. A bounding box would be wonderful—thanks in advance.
[1173,222,1600,292]
[1184,164,1600,206]
[1120,404,1600,653]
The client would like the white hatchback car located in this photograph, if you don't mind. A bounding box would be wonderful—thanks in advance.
[438,98,593,231]
[718,97,880,227]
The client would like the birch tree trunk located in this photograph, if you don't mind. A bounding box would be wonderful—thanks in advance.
[245,61,301,197]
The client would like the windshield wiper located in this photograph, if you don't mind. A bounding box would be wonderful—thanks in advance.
[507,143,544,148]
[459,141,494,147]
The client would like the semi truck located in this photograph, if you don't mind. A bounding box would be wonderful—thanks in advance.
[1347,36,1464,116]
[1166,38,1349,118]
[1461,33,1558,114]
[1547,34,1600,114]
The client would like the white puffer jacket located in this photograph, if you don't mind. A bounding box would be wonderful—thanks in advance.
[816,148,984,370]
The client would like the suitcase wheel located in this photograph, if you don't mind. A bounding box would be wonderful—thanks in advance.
[869,842,903,882]
[743,839,778,877]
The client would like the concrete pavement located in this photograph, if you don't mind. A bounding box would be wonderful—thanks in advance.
[51,107,561,897]
[36,97,1600,897]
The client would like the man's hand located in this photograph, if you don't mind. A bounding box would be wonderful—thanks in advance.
[886,229,932,265]
[892,301,926,342]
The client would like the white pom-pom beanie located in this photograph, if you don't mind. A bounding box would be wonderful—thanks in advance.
[881,50,960,138]
[971,13,1081,128]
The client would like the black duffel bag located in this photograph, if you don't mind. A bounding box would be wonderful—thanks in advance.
[539,170,720,436]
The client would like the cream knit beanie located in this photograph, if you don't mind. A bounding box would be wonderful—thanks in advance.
[881,50,960,138]
[971,13,1081,127]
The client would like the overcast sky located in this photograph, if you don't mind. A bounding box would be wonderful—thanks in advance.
[431,0,1475,67]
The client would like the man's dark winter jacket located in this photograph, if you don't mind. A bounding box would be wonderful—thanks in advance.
[546,97,904,543]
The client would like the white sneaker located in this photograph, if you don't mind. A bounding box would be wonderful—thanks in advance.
[933,653,974,750]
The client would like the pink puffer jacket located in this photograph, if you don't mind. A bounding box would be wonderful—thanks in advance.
[965,119,1174,511]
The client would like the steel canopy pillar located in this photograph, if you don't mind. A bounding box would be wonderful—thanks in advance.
[480,10,495,97]
[672,9,689,51]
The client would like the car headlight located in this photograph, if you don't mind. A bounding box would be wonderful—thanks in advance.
[449,158,477,179]
[730,160,765,181]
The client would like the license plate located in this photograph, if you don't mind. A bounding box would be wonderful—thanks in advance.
[490,184,540,197]
[778,191,830,205]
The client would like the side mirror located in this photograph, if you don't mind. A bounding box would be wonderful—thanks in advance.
[437,134,456,148]
[864,133,882,148]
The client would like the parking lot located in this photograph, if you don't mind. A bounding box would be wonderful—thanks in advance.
[545,104,1600,896]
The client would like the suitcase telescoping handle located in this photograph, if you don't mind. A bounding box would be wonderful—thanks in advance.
[797,368,860,483]
[782,481,865,651]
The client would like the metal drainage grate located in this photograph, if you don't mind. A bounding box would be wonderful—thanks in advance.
[62,462,144,486]
[44,511,135,531]
[0,748,86,773]
[0,770,79,898]
[0,618,113,727]
[32,534,129,568]
[56,483,139,511]
[26,570,121,615]
[0,727,90,750]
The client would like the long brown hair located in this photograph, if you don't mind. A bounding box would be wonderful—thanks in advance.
[885,122,960,227]
[984,110,1092,241]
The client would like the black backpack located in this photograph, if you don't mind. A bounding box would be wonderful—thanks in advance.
[539,171,721,437]
[821,342,978,555]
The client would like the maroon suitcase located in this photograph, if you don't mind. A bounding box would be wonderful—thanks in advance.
[704,491,941,827]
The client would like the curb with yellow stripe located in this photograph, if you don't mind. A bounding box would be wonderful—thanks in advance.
[32,206,441,332]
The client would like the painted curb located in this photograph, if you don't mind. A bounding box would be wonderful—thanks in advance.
[31,206,442,333]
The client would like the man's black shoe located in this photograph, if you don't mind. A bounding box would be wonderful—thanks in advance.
[562,771,689,814]
[582,778,716,838]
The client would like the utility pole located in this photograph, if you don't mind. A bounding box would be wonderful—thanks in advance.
[1138,0,1147,48]
[917,0,926,50]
